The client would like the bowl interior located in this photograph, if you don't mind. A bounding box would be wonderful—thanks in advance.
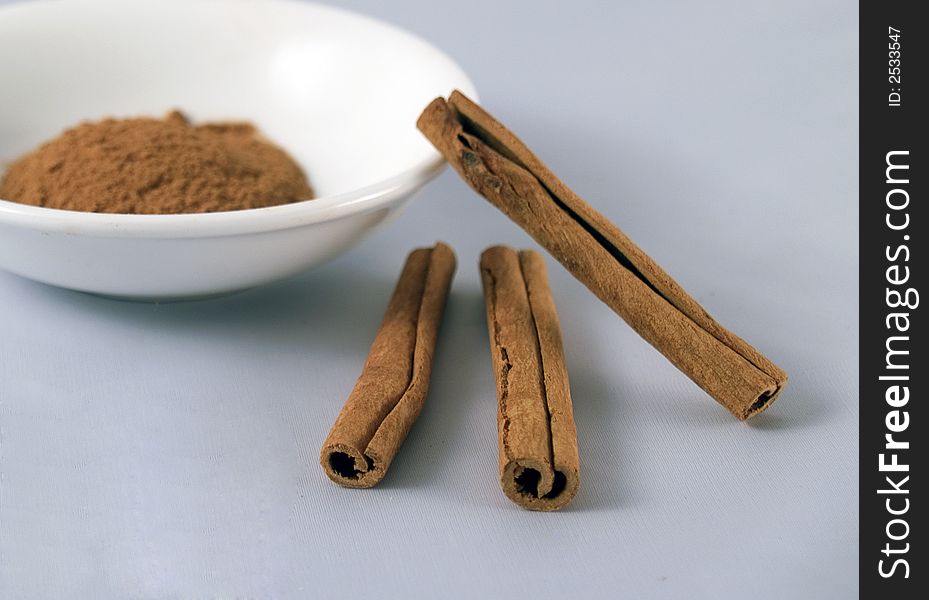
[0,0,475,201]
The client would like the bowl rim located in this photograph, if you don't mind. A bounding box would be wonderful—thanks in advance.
[0,0,476,239]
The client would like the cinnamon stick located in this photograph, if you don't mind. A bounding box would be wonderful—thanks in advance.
[480,246,580,511]
[418,91,787,420]
[320,242,456,488]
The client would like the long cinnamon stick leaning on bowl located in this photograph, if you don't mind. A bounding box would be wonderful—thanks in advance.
[418,91,787,420]
[480,246,580,511]
[320,242,456,488]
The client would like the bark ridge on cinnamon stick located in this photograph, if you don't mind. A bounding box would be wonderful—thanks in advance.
[480,246,580,511]
[418,91,787,420]
[320,242,456,488]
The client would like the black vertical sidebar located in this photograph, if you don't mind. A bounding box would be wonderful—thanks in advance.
[861,1,924,596]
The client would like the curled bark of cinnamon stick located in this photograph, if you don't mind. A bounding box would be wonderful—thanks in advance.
[480,246,580,511]
[320,242,456,488]
[418,91,787,420]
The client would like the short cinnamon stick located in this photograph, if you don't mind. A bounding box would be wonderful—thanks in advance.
[480,246,580,511]
[418,91,787,420]
[320,242,456,488]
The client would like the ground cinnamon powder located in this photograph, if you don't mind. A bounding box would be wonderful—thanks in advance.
[0,111,313,214]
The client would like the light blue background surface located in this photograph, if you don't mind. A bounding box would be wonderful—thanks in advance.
[0,1,858,598]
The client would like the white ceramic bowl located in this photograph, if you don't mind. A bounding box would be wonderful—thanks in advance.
[0,0,475,299]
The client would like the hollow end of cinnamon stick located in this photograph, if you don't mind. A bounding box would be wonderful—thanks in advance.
[501,459,579,512]
[739,378,787,421]
[320,443,387,489]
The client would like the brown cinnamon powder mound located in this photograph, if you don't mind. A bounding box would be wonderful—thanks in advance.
[0,111,314,214]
